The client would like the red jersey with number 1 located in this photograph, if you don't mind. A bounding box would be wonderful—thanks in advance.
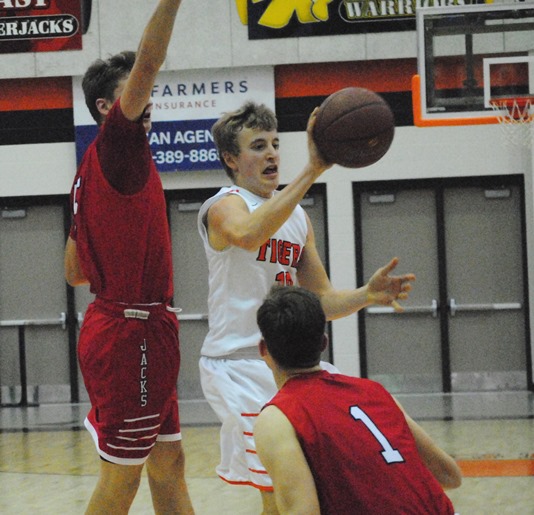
[69,100,173,304]
[266,371,455,515]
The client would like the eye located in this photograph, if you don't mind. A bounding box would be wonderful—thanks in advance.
[252,142,266,151]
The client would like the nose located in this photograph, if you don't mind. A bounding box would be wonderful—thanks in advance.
[266,143,279,158]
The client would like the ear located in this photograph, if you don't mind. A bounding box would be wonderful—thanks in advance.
[258,338,268,358]
[321,334,329,353]
[95,98,111,118]
[259,339,275,371]
[222,151,239,173]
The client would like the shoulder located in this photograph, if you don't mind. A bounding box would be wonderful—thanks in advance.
[101,99,144,137]
[199,189,248,222]
[255,405,300,461]
[255,405,294,442]
[203,189,250,223]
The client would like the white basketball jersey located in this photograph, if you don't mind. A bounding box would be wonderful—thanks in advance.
[198,186,308,357]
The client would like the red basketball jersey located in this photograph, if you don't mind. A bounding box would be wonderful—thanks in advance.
[69,101,173,303]
[266,371,455,515]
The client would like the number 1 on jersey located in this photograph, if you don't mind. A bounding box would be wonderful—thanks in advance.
[350,405,405,464]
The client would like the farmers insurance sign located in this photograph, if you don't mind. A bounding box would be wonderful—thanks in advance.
[242,0,470,38]
[73,66,275,172]
[0,0,82,53]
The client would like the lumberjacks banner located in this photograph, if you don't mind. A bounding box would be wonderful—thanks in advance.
[242,0,481,39]
[73,66,275,173]
[0,0,83,53]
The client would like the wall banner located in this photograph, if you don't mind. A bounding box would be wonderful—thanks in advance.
[245,0,477,39]
[0,0,83,54]
[73,66,275,173]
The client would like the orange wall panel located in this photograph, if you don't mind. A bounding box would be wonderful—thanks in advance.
[0,77,73,112]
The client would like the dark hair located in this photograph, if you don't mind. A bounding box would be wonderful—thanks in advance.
[82,51,136,125]
[212,101,277,180]
[257,286,326,369]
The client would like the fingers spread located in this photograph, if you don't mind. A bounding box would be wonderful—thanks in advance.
[381,257,399,275]
[391,300,403,312]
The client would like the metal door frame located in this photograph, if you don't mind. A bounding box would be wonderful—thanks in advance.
[353,174,532,392]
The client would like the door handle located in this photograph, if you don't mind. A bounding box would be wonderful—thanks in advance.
[449,298,522,317]
[366,299,438,317]
[177,313,209,321]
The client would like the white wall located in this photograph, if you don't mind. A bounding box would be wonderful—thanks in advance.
[1,0,533,378]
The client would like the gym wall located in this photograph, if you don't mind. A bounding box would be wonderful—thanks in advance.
[1,0,532,384]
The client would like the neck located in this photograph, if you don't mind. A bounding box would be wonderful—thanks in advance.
[275,365,322,389]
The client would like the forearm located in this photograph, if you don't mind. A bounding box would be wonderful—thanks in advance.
[318,286,371,321]
[233,165,325,250]
[64,237,89,287]
[136,0,182,72]
[399,405,462,490]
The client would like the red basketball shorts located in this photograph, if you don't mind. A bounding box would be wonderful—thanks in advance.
[78,298,182,465]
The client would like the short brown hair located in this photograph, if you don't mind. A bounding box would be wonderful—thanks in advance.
[257,286,326,369]
[82,51,136,125]
[212,101,277,180]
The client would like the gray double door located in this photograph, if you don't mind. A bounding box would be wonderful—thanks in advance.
[1,178,529,408]
[356,176,530,394]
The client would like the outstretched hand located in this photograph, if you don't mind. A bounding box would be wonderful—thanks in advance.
[366,257,415,312]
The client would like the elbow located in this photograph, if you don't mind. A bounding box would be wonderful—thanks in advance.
[65,264,89,287]
[65,272,85,287]
[441,463,463,490]
[231,232,264,252]
[135,51,164,76]
[448,470,463,490]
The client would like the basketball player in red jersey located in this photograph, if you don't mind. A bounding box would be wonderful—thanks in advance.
[64,1,195,513]
[255,286,462,515]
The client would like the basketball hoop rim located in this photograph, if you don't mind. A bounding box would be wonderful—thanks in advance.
[489,96,534,110]
[489,96,534,123]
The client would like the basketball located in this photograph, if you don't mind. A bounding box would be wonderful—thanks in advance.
[312,87,395,168]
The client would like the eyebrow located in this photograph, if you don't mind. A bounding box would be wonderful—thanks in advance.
[250,136,279,146]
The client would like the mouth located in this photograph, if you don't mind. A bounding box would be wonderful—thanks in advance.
[142,104,153,122]
[263,165,278,176]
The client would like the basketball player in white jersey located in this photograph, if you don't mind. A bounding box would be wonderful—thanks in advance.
[197,101,415,514]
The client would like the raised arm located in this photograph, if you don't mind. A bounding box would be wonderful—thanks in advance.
[207,109,332,252]
[120,0,183,122]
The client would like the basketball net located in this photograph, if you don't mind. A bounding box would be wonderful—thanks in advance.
[490,97,534,147]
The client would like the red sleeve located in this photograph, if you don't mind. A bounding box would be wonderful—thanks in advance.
[96,100,151,195]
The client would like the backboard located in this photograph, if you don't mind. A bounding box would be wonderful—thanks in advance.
[414,2,534,126]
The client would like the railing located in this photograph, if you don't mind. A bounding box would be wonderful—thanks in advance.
[0,315,68,407]
[366,300,439,317]
[366,300,522,318]
[0,311,207,407]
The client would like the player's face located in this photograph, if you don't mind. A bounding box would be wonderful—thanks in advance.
[229,127,280,198]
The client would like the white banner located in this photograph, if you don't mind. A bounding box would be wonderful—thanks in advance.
[73,66,275,172]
